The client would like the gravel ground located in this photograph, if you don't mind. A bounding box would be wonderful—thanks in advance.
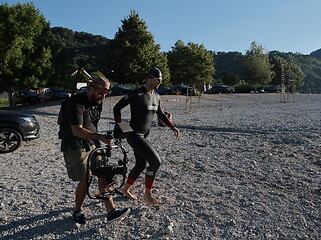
[0,93,320,240]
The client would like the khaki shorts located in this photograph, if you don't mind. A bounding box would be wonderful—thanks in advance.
[63,146,95,181]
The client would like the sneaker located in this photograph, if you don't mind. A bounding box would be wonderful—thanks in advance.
[72,211,86,224]
[107,208,130,223]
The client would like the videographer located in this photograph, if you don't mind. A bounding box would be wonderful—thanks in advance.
[58,76,130,224]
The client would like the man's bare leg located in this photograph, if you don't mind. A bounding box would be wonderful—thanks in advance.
[122,183,138,200]
[144,187,161,205]
[98,178,115,213]
[75,179,88,211]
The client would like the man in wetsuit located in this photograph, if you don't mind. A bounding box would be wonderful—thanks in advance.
[59,76,130,224]
[113,68,180,205]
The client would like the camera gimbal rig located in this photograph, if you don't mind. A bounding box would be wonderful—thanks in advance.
[86,123,133,200]
[86,139,129,200]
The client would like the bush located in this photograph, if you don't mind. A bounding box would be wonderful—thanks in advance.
[233,83,256,93]
[0,99,9,107]
[194,89,201,96]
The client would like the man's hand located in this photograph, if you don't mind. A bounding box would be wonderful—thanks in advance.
[171,126,180,138]
[100,134,113,144]
[71,125,113,144]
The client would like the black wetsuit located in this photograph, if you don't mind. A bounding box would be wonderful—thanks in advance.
[113,87,173,188]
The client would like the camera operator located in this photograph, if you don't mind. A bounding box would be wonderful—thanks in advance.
[58,76,130,224]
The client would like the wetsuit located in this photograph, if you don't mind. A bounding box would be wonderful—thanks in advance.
[113,87,173,189]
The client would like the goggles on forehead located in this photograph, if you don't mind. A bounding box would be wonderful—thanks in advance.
[149,74,162,82]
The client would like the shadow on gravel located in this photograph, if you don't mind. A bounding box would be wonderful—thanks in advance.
[0,207,80,240]
[0,208,106,240]
[1,199,135,240]
[176,124,263,135]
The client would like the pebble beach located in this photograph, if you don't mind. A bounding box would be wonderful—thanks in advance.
[0,93,320,240]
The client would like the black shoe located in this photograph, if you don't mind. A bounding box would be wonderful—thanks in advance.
[107,208,130,223]
[72,211,86,224]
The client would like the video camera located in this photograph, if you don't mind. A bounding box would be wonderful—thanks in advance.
[86,123,133,200]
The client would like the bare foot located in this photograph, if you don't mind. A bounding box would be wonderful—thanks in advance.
[122,190,138,200]
[144,195,161,205]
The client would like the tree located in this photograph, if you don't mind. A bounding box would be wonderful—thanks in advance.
[214,51,244,82]
[243,41,274,87]
[269,51,318,93]
[49,27,111,89]
[221,72,240,86]
[270,56,304,92]
[167,40,215,85]
[0,3,53,107]
[106,10,169,87]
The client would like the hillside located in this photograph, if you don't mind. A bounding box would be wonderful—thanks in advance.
[310,48,321,60]
[51,27,111,75]
[215,51,321,93]
[50,27,321,93]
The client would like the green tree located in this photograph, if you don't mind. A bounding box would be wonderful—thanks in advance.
[0,3,52,107]
[49,27,111,89]
[243,41,274,87]
[221,72,240,86]
[106,10,169,87]
[269,51,320,93]
[214,51,244,82]
[167,40,215,85]
[271,55,304,91]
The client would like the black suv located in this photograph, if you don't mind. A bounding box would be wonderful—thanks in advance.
[0,110,40,153]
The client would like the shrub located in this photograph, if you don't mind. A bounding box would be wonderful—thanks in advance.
[0,99,9,107]
[233,83,256,93]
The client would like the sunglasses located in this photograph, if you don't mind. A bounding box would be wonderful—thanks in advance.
[91,84,111,94]
[103,88,111,94]
[149,74,162,83]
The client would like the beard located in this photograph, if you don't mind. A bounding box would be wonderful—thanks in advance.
[90,94,102,105]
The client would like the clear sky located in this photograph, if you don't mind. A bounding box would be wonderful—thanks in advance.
[3,0,321,54]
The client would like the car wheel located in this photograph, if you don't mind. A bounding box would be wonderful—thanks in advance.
[0,128,22,153]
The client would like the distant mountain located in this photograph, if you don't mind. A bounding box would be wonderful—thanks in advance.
[268,51,321,93]
[51,27,111,74]
[214,51,245,80]
[213,50,321,93]
[49,27,321,93]
[310,48,321,61]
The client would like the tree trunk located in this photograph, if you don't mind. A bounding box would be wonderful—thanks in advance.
[8,89,16,108]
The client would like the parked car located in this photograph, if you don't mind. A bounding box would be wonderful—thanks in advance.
[76,86,88,94]
[0,110,40,153]
[170,85,194,95]
[205,85,235,94]
[110,86,130,96]
[15,90,41,106]
[263,86,279,93]
[44,88,69,100]
[155,87,174,95]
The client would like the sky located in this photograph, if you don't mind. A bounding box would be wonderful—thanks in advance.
[3,0,321,55]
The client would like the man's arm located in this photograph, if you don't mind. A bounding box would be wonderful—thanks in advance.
[113,94,131,123]
[71,125,111,144]
[156,101,180,138]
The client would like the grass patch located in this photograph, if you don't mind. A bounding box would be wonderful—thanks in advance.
[0,99,9,107]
